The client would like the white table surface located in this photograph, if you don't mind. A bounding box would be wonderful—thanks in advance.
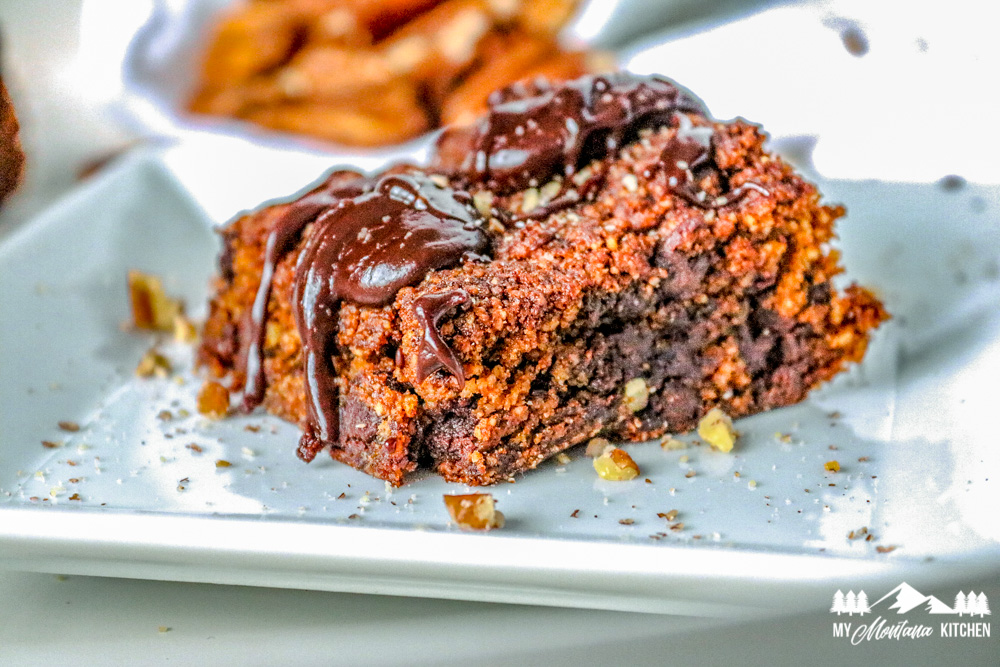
[1,571,996,665]
[1,2,998,665]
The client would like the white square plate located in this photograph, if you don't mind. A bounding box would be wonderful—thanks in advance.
[1,148,998,615]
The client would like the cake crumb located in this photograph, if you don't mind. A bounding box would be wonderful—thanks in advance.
[555,452,572,465]
[585,437,611,457]
[58,421,80,432]
[660,437,688,451]
[824,460,841,473]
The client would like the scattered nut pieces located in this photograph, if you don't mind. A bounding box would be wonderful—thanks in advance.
[593,447,640,481]
[876,545,897,554]
[623,377,649,413]
[173,313,198,343]
[215,459,232,468]
[136,348,172,378]
[443,493,504,531]
[128,269,183,331]
[41,440,63,449]
[697,407,736,452]
[824,460,841,473]
[57,421,80,432]
[618,518,635,525]
[197,381,231,419]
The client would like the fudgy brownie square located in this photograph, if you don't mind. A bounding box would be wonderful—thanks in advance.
[199,74,886,485]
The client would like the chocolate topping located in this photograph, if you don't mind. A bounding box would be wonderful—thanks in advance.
[659,114,770,208]
[435,73,706,196]
[412,289,471,386]
[241,171,368,411]
[291,173,488,461]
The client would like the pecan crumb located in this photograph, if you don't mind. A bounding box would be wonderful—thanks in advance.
[697,407,737,452]
[128,270,183,332]
[444,493,504,531]
[593,448,639,481]
[136,348,171,378]
[197,381,230,419]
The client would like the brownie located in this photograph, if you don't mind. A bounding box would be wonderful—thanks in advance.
[0,43,24,205]
[199,73,886,485]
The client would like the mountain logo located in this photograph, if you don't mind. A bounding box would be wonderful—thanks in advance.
[831,583,991,617]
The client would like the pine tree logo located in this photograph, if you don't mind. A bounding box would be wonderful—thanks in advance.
[976,592,991,617]
[958,591,992,617]
[831,589,871,615]
[856,591,871,615]
[831,590,845,615]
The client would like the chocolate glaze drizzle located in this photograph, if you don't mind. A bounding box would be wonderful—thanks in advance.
[241,171,368,412]
[291,173,488,461]
[659,114,770,208]
[412,289,471,386]
[439,73,706,205]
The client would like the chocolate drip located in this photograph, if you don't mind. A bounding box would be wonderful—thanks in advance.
[412,289,470,386]
[660,114,769,208]
[241,171,368,411]
[292,173,488,461]
[439,73,705,197]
